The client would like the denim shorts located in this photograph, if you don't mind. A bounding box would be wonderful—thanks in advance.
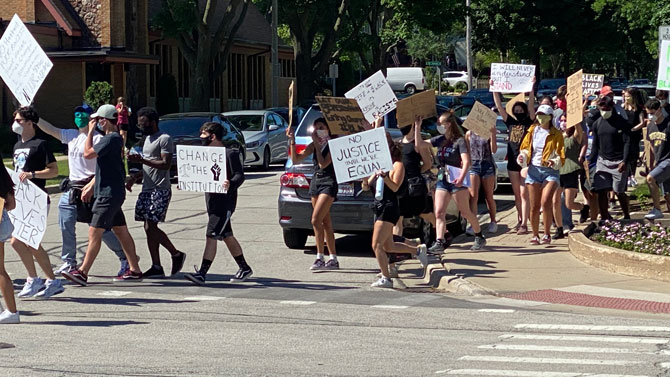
[436,177,468,193]
[470,160,495,179]
[0,210,14,242]
[525,165,560,185]
[650,159,670,193]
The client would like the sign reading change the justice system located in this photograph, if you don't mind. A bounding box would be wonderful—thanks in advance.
[5,168,48,249]
[315,96,367,135]
[176,146,228,193]
[658,40,670,91]
[0,14,53,106]
[582,73,605,95]
[328,127,393,184]
[345,70,398,124]
[489,63,535,93]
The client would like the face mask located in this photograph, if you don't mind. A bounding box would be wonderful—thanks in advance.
[660,99,668,106]
[316,129,329,138]
[588,105,597,110]
[600,110,612,120]
[436,125,446,135]
[74,115,89,129]
[12,121,23,135]
[95,121,106,134]
[625,97,633,104]
[559,121,567,131]
[537,115,551,125]
[200,136,212,146]
[513,112,527,121]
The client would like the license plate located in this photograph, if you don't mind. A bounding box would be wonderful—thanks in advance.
[338,183,355,197]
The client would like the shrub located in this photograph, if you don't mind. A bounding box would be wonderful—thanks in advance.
[84,81,114,110]
[591,220,670,256]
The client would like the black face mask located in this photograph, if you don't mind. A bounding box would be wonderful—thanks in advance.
[200,137,212,146]
[513,113,527,121]
[400,125,412,136]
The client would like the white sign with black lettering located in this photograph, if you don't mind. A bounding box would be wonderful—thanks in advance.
[328,127,393,184]
[489,63,536,93]
[345,70,398,124]
[5,168,48,249]
[0,14,53,106]
[176,145,228,193]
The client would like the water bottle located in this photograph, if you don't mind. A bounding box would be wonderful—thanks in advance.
[375,177,384,201]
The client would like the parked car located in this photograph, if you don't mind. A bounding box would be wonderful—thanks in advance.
[442,71,470,89]
[632,84,657,99]
[386,67,426,94]
[536,78,566,98]
[459,88,495,108]
[129,112,246,179]
[223,110,289,170]
[278,104,462,249]
[436,95,463,109]
[632,79,651,85]
[266,106,307,128]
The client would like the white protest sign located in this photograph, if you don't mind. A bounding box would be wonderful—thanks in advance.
[5,168,48,249]
[0,14,54,106]
[328,127,393,184]
[582,73,605,96]
[658,40,670,91]
[176,145,228,193]
[345,70,398,124]
[659,25,670,52]
[489,63,536,93]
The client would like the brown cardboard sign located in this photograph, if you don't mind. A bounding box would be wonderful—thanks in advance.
[462,101,496,138]
[316,96,368,135]
[566,70,583,128]
[395,90,438,127]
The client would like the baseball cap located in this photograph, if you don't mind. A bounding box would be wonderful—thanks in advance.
[537,104,554,115]
[600,85,613,96]
[91,104,118,120]
[74,104,93,114]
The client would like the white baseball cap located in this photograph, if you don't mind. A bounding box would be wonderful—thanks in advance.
[537,104,554,115]
[91,104,118,120]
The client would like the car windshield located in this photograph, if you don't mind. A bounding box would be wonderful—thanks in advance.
[226,115,264,131]
[159,117,211,137]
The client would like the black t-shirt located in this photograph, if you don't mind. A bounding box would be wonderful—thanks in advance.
[93,132,126,199]
[13,137,56,192]
[313,144,335,177]
[647,116,670,164]
[589,113,632,163]
[505,116,533,159]
[206,148,245,214]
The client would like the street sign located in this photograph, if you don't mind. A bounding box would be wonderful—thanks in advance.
[426,61,440,66]
[329,63,339,79]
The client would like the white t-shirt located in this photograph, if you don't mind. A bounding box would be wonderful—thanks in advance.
[60,129,102,182]
[531,126,550,167]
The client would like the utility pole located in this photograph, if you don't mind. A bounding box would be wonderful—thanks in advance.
[271,0,279,107]
[466,0,473,89]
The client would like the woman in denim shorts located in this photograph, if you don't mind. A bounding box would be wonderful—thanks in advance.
[466,126,498,235]
[0,164,19,323]
[518,105,565,245]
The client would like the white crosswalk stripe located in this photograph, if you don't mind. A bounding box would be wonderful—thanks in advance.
[478,344,651,354]
[514,324,670,332]
[436,369,649,376]
[458,356,643,366]
[498,334,670,344]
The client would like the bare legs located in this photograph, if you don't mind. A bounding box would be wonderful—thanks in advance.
[10,239,56,280]
[509,171,529,228]
[310,194,337,256]
[0,244,16,313]
[79,226,141,275]
[372,221,417,278]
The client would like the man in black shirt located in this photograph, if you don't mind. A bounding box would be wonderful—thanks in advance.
[588,96,632,220]
[184,122,252,285]
[644,99,670,219]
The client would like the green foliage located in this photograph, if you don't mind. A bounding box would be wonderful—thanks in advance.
[151,0,198,37]
[155,74,180,116]
[84,81,114,110]
[406,29,447,61]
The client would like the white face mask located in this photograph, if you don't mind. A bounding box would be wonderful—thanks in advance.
[12,121,24,135]
[600,110,613,120]
[316,129,329,139]
[436,125,446,135]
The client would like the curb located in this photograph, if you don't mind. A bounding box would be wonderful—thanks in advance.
[568,232,670,282]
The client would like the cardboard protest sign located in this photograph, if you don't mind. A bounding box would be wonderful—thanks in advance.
[345,70,398,123]
[505,92,526,120]
[5,168,48,249]
[288,80,295,129]
[582,73,604,96]
[461,101,496,138]
[0,14,53,106]
[566,70,583,128]
[176,146,228,193]
[328,127,393,183]
[658,40,670,91]
[395,90,438,127]
[316,96,368,135]
[489,63,535,93]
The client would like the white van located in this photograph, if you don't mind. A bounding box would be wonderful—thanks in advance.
[385,67,425,94]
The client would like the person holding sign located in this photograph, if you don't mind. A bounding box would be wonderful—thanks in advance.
[465,123,498,235]
[491,79,536,234]
[428,113,486,253]
[62,105,143,286]
[10,106,65,299]
[184,122,252,285]
[643,99,670,220]
[0,164,19,323]
[518,105,565,245]
[287,118,340,271]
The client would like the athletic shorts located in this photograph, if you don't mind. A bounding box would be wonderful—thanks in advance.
[206,208,234,240]
[119,123,129,132]
[650,159,670,193]
[593,157,628,194]
[373,199,400,225]
[470,159,495,179]
[135,188,171,223]
[399,195,433,217]
[309,173,338,198]
[560,170,580,189]
[507,149,522,172]
[525,165,560,185]
[90,196,127,231]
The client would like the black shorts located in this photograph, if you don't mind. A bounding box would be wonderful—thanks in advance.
[507,149,522,172]
[373,199,401,225]
[206,208,234,240]
[560,171,580,189]
[90,196,127,230]
[309,173,338,198]
[119,123,129,132]
[399,195,433,217]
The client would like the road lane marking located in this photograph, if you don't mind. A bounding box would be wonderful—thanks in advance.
[96,291,132,297]
[498,334,670,344]
[479,309,515,313]
[435,369,649,376]
[458,356,642,366]
[184,296,225,301]
[478,344,644,354]
[371,305,408,309]
[280,300,316,305]
[515,324,670,332]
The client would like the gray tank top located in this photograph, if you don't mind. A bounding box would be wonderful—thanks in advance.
[469,132,493,162]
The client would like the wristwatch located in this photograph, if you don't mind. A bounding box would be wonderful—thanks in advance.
[31,171,36,179]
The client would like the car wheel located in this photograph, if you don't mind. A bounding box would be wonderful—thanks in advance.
[283,229,308,249]
[261,147,271,170]
[405,84,416,94]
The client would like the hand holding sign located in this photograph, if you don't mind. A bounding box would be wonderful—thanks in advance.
[328,127,393,183]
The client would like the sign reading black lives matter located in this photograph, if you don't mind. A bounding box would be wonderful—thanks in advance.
[328,127,393,184]
[5,168,48,249]
[176,146,228,193]
[582,73,605,96]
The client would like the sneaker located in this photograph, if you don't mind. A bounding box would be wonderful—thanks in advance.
[17,277,45,297]
[645,208,664,220]
[184,266,206,286]
[113,269,143,282]
[324,259,340,270]
[117,259,130,278]
[488,222,498,234]
[541,235,552,244]
[62,269,88,287]
[34,279,64,299]
[552,227,565,240]
[416,244,428,268]
[517,225,528,235]
[465,226,475,236]
[371,276,393,288]
[171,251,187,275]
[310,258,326,271]
[428,239,446,254]
[230,267,253,282]
[529,236,540,245]
[579,205,590,223]
[0,310,19,324]
[471,236,486,251]
[53,262,75,275]
[142,265,165,279]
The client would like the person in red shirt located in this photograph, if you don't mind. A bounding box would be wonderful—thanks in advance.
[115,97,131,149]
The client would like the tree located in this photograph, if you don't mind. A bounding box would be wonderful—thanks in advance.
[84,81,114,110]
[153,0,250,111]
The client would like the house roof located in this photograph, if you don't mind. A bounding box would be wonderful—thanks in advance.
[39,0,82,37]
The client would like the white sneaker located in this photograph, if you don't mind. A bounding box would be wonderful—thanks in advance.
[488,221,498,234]
[17,277,45,298]
[465,226,475,236]
[53,262,75,275]
[645,208,664,220]
[0,310,19,324]
[371,276,393,288]
[35,279,65,299]
[416,244,428,268]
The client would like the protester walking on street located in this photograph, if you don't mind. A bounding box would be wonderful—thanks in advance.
[643,98,670,220]
[466,124,498,235]
[126,107,185,277]
[518,104,565,245]
[287,118,339,271]
[184,122,252,285]
[62,105,142,286]
[10,106,65,298]
[0,165,19,323]
[36,105,129,276]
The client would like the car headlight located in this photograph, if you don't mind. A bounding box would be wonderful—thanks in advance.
[246,140,262,148]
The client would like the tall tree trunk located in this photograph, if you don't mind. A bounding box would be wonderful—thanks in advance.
[189,45,213,111]
[294,36,314,105]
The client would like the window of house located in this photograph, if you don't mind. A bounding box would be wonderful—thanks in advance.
[280,58,295,78]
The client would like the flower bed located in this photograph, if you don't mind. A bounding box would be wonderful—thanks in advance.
[591,220,670,256]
